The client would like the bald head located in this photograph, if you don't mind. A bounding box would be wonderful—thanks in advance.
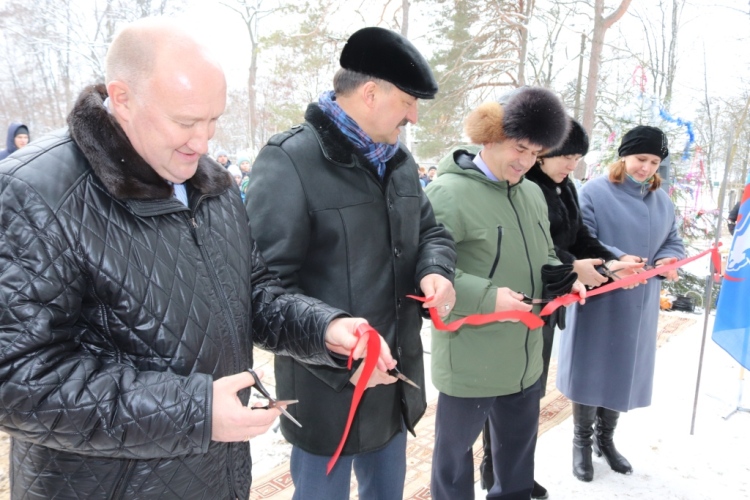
[106,18,223,94]
[105,17,227,184]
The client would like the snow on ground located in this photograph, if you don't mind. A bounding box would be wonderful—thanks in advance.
[524,311,750,500]
[252,310,750,499]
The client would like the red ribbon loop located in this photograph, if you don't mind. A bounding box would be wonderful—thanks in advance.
[326,324,381,474]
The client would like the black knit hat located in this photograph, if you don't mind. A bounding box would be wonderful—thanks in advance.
[541,118,588,158]
[15,125,29,137]
[618,125,669,160]
[465,86,569,152]
[340,27,438,99]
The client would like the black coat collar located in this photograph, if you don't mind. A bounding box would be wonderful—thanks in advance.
[67,84,231,202]
[303,103,408,176]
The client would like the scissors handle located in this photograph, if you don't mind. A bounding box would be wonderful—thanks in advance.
[246,368,272,399]
[519,293,552,304]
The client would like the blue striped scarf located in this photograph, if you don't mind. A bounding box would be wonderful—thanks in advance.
[318,91,399,179]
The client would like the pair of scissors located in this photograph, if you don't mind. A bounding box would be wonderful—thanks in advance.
[387,367,421,389]
[598,261,655,280]
[519,292,554,305]
[246,368,302,428]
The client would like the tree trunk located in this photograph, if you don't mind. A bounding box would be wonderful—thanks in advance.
[574,33,586,121]
[401,0,410,148]
[576,0,632,179]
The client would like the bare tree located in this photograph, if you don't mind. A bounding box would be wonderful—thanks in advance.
[575,0,632,178]
[220,0,283,151]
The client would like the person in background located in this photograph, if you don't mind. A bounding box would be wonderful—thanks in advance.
[238,156,252,197]
[426,87,586,500]
[427,165,437,182]
[246,26,457,500]
[478,117,643,498]
[418,165,430,187]
[557,125,685,483]
[215,149,231,168]
[0,17,393,499]
[0,122,30,160]
[728,200,740,235]
[228,163,243,185]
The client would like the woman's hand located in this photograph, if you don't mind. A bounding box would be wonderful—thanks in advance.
[654,257,679,281]
[572,258,608,287]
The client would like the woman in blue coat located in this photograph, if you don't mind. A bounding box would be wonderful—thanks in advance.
[557,125,685,482]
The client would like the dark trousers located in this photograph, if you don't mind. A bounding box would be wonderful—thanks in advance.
[539,323,554,397]
[431,379,541,500]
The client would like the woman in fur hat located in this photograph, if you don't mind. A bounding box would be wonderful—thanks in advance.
[557,125,685,482]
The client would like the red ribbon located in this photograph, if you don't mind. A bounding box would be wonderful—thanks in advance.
[405,295,545,330]
[326,324,380,474]
[327,246,720,473]
[539,245,722,316]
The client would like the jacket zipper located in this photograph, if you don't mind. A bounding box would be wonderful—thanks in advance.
[185,200,244,497]
[110,459,136,500]
[537,222,550,248]
[506,184,534,393]
[488,226,503,279]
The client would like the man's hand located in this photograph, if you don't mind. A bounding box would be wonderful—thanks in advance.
[324,318,396,372]
[572,258,608,287]
[350,363,398,388]
[571,280,587,305]
[419,273,456,318]
[655,257,679,281]
[211,370,282,442]
[494,287,533,322]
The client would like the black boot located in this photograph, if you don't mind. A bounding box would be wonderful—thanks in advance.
[572,403,596,482]
[593,407,633,474]
[479,420,494,490]
[531,480,549,499]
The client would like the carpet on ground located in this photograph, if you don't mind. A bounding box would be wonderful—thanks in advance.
[251,313,696,499]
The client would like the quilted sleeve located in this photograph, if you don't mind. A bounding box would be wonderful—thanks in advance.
[248,239,346,366]
[0,175,211,459]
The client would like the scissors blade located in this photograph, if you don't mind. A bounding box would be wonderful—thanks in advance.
[276,405,303,428]
[388,368,421,389]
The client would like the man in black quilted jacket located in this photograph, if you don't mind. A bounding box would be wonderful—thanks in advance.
[0,18,394,500]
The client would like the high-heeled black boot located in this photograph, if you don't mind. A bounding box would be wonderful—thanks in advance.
[572,403,596,482]
[593,407,633,474]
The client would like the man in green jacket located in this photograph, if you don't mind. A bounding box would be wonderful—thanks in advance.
[425,87,586,500]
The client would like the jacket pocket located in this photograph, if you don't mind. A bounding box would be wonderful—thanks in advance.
[488,226,503,279]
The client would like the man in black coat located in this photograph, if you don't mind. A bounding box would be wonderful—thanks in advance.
[247,27,457,500]
[0,18,393,500]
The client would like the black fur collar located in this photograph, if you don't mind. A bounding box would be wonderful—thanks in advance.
[67,84,231,201]
[525,163,569,191]
[303,103,408,173]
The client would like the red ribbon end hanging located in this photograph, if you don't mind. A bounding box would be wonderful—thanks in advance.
[327,324,381,474]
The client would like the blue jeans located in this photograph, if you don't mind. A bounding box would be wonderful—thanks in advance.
[290,428,407,500]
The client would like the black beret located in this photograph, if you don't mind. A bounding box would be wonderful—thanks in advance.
[340,27,438,99]
[618,125,669,160]
[542,118,589,158]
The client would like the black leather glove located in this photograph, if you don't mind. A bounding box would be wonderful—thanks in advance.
[541,264,578,330]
